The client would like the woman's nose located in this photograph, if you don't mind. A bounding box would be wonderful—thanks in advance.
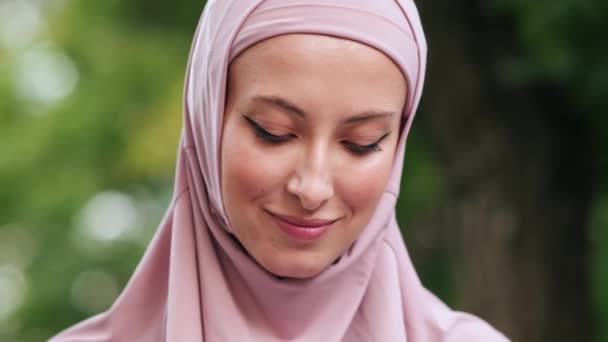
[286,148,334,211]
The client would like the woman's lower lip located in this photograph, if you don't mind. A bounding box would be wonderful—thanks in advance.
[272,216,331,241]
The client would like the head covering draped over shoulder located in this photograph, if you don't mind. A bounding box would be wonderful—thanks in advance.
[52,1,508,341]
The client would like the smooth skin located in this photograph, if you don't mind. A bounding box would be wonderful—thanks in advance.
[221,34,407,278]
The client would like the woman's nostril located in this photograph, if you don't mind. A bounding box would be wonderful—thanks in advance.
[287,172,334,210]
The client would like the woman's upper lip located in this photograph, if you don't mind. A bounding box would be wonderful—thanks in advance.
[268,211,337,228]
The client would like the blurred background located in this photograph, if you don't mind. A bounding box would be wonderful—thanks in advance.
[0,0,606,341]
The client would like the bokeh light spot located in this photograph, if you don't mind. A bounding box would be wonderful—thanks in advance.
[0,0,42,50]
[76,190,141,242]
[14,42,79,106]
[0,265,27,322]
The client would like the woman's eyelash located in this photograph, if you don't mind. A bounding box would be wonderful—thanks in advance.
[343,132,391,155]
[242,114,389,154]
[242,115,294,143]
[343,142,382,154]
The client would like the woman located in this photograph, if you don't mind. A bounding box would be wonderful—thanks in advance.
[52,0,508,341]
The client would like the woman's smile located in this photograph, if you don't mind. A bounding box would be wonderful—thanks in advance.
[266,210,340,242]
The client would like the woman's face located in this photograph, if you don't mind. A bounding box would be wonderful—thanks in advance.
[221,34,406,278]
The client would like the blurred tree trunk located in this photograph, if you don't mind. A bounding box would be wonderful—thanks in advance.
[411,1,593,341]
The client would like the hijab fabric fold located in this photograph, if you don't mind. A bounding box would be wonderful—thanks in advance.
[52,0,508,341]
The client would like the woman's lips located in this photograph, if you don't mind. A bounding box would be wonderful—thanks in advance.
[269,212,337,241]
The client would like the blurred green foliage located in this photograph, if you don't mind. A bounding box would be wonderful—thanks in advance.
[489,1,608,340]
[0,1,199,340]
[0,0,606,341]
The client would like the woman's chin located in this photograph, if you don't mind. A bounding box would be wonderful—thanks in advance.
[259,254,330,279]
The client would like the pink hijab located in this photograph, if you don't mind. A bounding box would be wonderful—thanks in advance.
[52,0,508,341]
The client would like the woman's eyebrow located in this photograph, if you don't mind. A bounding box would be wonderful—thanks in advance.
[251,94,396,123]
[342,111,395,124]
[252,95,306,118]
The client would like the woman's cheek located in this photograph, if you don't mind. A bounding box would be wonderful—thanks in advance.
[224,139,293,200]
[339,155,393,211]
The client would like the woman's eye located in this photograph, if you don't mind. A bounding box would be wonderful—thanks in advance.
[343,141,382,155]
[343,132,391,156]
[242,115,294,144]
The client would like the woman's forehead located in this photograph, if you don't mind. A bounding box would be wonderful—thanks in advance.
[233,34,400,70]
[224,34,406,128]
[230,34,406,90]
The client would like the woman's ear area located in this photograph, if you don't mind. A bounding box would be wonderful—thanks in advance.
[223,61,248,129]
[223,52,259,122]
[224,61,239,119]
